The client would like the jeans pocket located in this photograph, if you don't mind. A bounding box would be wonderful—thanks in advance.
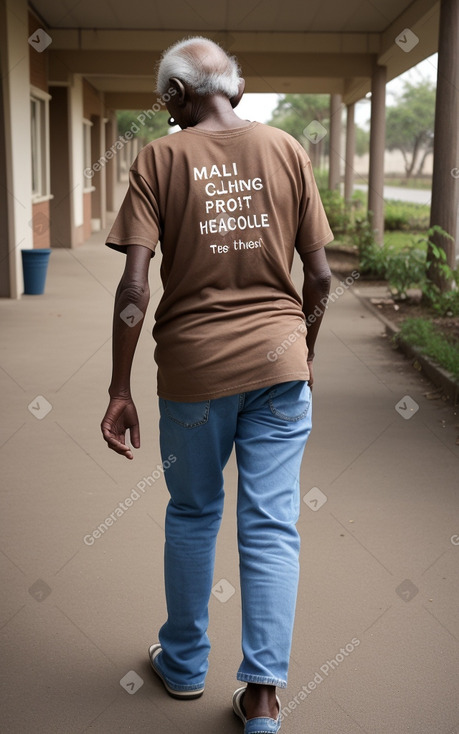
[268,381,311,422]
[160,398,210,428]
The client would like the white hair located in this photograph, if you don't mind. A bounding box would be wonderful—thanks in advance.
[156,36,241,98]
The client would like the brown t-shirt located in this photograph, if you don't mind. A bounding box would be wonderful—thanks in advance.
[106,121,333,401]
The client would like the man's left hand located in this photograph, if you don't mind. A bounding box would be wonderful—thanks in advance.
[307,359,314,390]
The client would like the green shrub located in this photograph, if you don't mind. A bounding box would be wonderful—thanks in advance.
[353,221,459,308]
[420,231,459,316]
[353,214,387,278]
[385,246,426,299]
[384,204,411,231]
[319,189,350,234]
[427,289,459,317]
[314,169,329,190]
[384,201,430,231]
[397,318,459,378]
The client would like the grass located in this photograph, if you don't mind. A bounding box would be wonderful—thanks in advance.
[383,231,427,250]
[331,231,424,251]
[320,189,430,241]
[384,200,430,231]
[397,318,459,379]
[384,177,432,190]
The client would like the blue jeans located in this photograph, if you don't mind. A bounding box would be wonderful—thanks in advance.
[155,380,312,692]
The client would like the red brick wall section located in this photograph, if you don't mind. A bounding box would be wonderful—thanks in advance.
[28,12,48,93]
[31,200,50,248]
[83,192,92,241]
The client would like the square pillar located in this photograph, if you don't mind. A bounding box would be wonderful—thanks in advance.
[105,112,118,213]
[344,103,356,207]
[368,65,387,245]
[90,95,106,231]
[429,0,459,277]
[0,0,33,297]
[69,74,85,247]
[328,94,342,191]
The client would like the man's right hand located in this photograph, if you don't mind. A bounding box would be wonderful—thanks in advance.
[101,396,140,460]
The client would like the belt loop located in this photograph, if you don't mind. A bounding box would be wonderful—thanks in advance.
[238,392,246,412]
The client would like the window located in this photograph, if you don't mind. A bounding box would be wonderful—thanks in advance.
[30,88,51,200]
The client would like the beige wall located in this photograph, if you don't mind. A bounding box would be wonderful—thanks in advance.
[352,150,433,178]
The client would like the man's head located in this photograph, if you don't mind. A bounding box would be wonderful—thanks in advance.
[157,36,241,98]
[156,37,245,128]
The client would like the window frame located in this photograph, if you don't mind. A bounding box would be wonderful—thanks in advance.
[83,118,95,193]
[30,86,52,202]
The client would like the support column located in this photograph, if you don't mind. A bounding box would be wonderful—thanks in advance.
[90,95,106,231]
[69,74,84,247]
[105,111,117,212]
[0,0,33,297]
[99,98,107,229]
[328,94,342,191]
[368,65,386,245]
[429,0,459,281]
[344,103,356,207]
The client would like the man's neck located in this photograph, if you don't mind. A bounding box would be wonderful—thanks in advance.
[192,96,251,131]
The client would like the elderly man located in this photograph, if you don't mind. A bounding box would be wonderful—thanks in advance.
[101,36,332,734]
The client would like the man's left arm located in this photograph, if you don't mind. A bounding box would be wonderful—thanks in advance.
[300,247,332,388]
[101,245,152,460]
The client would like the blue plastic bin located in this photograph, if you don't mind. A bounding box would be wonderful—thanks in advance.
[21,249,52,295]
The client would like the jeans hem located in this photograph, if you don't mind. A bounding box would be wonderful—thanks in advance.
[154,656,206,692]
[237,673,287,689]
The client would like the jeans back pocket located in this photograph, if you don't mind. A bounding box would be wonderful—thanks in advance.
[268,381,311,422]
[160,398,211,428]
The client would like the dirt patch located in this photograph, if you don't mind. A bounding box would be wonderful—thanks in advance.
[371,300,459,344]
[327,246,459,345]
[326,246,360,280]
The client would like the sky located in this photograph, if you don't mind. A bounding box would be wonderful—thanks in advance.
[235,53,438,129]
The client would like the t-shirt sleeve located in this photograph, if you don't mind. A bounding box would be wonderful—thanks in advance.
[295,153,334,256]
[105,166,160,255]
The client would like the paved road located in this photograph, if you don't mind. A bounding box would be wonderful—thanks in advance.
[354,183,432,205]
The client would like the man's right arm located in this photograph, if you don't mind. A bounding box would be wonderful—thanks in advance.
[300,247,332,387]
[101,244,152,459]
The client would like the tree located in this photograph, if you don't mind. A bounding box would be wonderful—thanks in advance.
[268,94,330,168]
[117,109,169,144]
[268,94,369,167]
[355,124,370,157]
[385,79,436,178]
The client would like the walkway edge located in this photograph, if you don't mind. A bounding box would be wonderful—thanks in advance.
[352,289,459,406]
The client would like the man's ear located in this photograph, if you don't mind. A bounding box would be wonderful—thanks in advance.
[169,77,187,106]
[230,78,245,109]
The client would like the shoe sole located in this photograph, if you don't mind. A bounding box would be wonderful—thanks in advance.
[148,644,205,700]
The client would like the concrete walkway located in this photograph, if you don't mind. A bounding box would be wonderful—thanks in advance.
[1,216,458,734]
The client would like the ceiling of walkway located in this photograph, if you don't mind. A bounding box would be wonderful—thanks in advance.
[33,0,415,32]
[31,0,440,106]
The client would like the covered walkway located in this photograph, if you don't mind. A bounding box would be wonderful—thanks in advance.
[1,212,458,733]
[2,0,458,299]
